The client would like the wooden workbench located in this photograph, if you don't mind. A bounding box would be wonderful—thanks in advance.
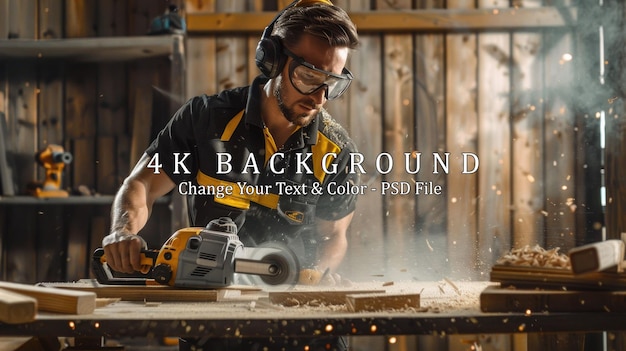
[1,281,626,340]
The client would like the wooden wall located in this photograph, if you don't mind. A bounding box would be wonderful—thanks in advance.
[0,0,620,291]
[183,0,616,284]
[0,0,181,283]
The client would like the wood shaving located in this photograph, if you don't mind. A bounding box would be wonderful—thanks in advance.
[496,245,571,269]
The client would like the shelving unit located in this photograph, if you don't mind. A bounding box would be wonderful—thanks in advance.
[0,195,171,206]
[0,33,186,284]
[0,35,183,62]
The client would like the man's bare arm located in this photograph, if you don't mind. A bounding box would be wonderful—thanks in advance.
[314,212,354,273]
[103,153,176,273]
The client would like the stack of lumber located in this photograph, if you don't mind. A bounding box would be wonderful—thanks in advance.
[0,281,96,324]
[482,264,626,312]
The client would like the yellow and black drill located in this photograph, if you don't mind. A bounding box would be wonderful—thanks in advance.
[29,144,73,198]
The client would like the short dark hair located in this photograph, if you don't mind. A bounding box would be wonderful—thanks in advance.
[273,5,359,51]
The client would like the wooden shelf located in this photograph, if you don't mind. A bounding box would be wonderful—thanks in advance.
[187,7,577,34]
[0,195,171,206]
[0,35,183,62]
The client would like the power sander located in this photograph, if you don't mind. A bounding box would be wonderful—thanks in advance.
[92,217,300,288]
[28,144,73,198]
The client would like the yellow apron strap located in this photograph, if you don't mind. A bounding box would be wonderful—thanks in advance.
[220,110,245,142]
[196,171,280,210]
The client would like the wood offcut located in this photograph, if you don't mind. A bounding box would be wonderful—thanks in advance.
[0,281,95,315]
[269,289,386,306]
[0,288,37,324]
[346,292,420,312]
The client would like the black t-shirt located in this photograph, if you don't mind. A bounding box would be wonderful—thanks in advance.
[145,76,359,265]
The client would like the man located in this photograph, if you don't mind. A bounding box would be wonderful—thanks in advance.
[103,0,359,350]
[102,1,359,349]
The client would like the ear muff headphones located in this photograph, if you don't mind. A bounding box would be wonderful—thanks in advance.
[254,0,333,78]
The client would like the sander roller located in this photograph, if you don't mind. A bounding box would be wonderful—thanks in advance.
[93,217,299,288]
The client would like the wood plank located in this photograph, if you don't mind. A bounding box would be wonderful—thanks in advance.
[97,0,128,37]
[0,0,8,39]
[65,60,97,192]
[338,8,385,281]
[96,0,129,197]
[116,135,131,189]
[446,0,479,279]
[378,0,417,280]
[64,0,97,38]
[0,104,14,196]
[187,7,578,33]
[0,205,5,279]
[66,206,92,281]
[489,265,626,290]
[49,284,220,302]
[8,0,37,39]
[0,281,96,315]
[96,137,118,194]
[70,138,96,192]
[128,0,165,36]
[0,288,37,324]
[414,40,446,227]
[96,63,127,137]
[511,0,545,248]
[36,206,66,282]
[476,0,512,270]
[184,0,216,98]
[480,285,626,313]
[0,36,181,62]
[38,0,63,39]
[543,29,576,252]
[413,2,448,281]
[5,206,37,283]
[128,84,152,170]
[215,1,248,91]
[268,289,385,306]
[185,36,217,98]
[37,63,65,185]
[346,292,420,312]
[6,62,38,195]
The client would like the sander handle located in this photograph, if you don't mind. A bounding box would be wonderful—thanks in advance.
[91,248,159,285]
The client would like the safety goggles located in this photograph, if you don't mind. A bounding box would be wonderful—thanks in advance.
[283,47,353,100]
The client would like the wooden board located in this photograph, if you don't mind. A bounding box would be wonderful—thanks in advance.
[0,288,37,324]
[0,281,95,315]
[481,285,626,313]
[42,281,261,302]
[0,109,14,195]
[269,289,386,306]
[490,265,626,290]
[346,292,420,312]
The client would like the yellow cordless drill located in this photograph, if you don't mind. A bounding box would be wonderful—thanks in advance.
[29,144,73,198]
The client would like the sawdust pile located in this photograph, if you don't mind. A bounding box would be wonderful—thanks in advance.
[495,245,571,269]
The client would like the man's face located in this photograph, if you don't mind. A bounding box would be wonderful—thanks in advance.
[273,34,349,127]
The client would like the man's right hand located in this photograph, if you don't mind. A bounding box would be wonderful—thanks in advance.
[102,231,148,274]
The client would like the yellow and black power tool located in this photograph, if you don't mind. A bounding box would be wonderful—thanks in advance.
[92,217,300,288]
[28,144,73,198]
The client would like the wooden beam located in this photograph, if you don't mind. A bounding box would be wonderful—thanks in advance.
[187,7,577,34]
[0,36,181,62]
[346,292,420,312]
[0,288,37,324]
[268,289,385,306]
[0,281,96,315]
[46,283,221,302]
